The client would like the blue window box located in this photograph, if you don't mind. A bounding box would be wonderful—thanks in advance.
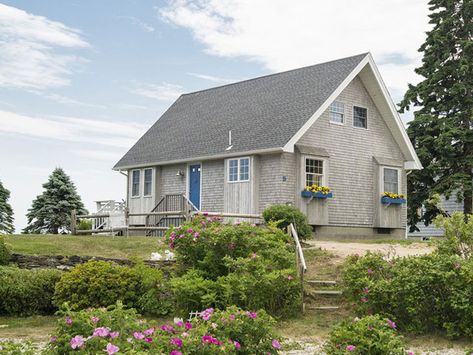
[381,196,406,204]
[301,191,333,199]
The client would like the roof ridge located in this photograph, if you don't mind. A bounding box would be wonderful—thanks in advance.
[182,52,370,97]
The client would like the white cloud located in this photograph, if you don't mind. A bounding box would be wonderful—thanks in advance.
[72,149,123,162]
[160,0,430,97]
[187,72,240,84]
[0,3,89,90]
[0,110,147,148]
[130,82,185,101]
[32,92,106,108]
[118,15,156,33]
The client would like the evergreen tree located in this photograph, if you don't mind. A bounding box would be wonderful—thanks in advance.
[399,0,473,230]
[0,180,14,234]
[23,168,87,234]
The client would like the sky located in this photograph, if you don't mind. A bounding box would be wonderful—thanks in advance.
[0,0,430,232]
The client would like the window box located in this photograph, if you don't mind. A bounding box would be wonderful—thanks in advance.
[301,191,333,199]
[381,196,406,205]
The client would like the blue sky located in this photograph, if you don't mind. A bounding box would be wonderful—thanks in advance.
[0,0,429,231]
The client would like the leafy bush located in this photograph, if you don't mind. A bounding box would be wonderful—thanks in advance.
[46,302,282,355]
[0,235,11,265]
[53,260,169,315]
[324,315,407,355]
[343,252,473,338]
[167,215,301,317]
[0,340,38,355]
[262,204,312,240]
[0,266,61,316]
[435,212,473,259]
[76,219,92,235]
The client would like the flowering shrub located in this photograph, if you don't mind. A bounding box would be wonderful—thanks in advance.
[382,192,405,199]
[324,315,408,355]
[46,302,282,355]
[262,204,312,240]
[0,266,61,316]
[167,215,301,317]
[0,236,11,265]
[343,252,473,338]
[53,260,169,316]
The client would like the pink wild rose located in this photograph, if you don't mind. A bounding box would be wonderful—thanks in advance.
[105,343,119,355]
[387,319,397,329]
[247,311,257,319]
[170,351,183,355]
[93,327,110,337]
[133,332,145,340]
[272,339,281,349]
[170,338,183,347]
[70,335,85,349]
[65,316,73,326]
[184,322,193,330]
[346,345,356,351]
[90,316,100,324]
[233,340,241,349]
[144,327,155,336]
[110,331,119,339]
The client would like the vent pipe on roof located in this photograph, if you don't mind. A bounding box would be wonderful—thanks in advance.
[226,130,233,151]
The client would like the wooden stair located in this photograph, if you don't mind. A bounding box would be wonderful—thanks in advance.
[304,279,342,311]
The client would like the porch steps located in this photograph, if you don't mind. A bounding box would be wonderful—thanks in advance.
[304,279,342,311]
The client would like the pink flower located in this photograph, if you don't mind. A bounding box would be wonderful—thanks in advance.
[133,332,145,340]
[65,316,73,326]
[251,252,257,259]
[247,311,257,319]
[161,324,175,333]
[110,332,119,339]
[181,332,189,337]
[70,335,85,349]
[187,228,193,233]
[233,340,241,349]
[346,344,356,351]
[362,287,369,294]
[202,335,221,345]
[367,268,374,274]
[229,314,236,320]
[287,275,294,280]
[200,308,214,321]
[170,351,183,355]
[50,336,58,343]
[170,338,183,347]
[193,232,200,238]
[105,343,119,355]
[144,328,155,336]
[387,319,397,329]
[91,316,100,324]
[360,297,368,303]
[407,352,414,355]
[93,327,110,337]
[184,322,193,330]
[145,337,153,343]
[272,339,281,349]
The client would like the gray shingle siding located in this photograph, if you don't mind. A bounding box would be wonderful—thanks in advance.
[201,160,224,212]
[297,76,407,227]
[159,164,186,196]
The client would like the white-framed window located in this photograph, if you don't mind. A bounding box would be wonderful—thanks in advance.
[329,101,344,124]
[353,106,367,128]
[144,168,153,196]
[383,167,399,193]
[131,170,140,197]
[228,157,250,182]
[305,157,324,187]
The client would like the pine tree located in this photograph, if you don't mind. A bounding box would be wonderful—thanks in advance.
[23,168,87,234]
[0,180,14,234]
[399,0,473,230]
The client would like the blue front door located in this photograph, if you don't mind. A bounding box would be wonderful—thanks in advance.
[189,164,201,209]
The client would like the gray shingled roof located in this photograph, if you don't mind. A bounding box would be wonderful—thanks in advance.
[114,53,368,169]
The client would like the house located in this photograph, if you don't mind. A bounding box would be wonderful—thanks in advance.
[114,53,422,239]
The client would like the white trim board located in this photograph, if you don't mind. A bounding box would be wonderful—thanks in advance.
[282,53,422,170]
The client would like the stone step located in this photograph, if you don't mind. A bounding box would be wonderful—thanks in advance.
[308,290,343,296]
[308,305,340,310]
[306,280,337,286]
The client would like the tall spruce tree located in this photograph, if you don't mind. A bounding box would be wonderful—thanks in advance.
[399,0,473,230]
[23,168,87,234]
[0,180,14,234]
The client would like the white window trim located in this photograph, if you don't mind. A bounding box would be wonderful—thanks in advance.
[227,157,251,183]
[131,169,141,198]
[380,166,402,194]
[143,168,154,198]
[186,162,203,210]
[329,101,345,125]
[301,155,328,189]
[353,105,368,129]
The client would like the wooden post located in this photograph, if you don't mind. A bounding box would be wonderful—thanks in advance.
[71,210,77,235]
[125,207,129,238]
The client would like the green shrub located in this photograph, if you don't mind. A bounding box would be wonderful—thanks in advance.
[76,219,92,235]
[435,212,473,259]
[0,340,38,355]
[0,236,11,265]
[53,260,169,315]
[0,266,61,316]
[262,204,312,240]
[343,252,473,338]
[46,303,282,355]
[324,315,407,355]
[167,215,301,317]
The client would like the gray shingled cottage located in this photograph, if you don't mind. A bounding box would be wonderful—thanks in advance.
[114,53,422,239]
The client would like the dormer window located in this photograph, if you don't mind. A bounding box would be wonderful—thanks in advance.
[329,101,344,124]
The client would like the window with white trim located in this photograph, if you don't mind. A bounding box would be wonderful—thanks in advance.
[132,170,140,197]
[305,158,324,187]
[383,168,399,193]
[329,101,344,124]
[228,158,250,182]
[144,168,153,196]
[353,106,367,128]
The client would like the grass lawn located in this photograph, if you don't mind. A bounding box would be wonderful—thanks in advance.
[4,234,165,259]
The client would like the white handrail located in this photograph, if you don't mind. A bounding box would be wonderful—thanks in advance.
[289,223,307,273]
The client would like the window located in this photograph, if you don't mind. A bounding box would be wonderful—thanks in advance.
[305,158,324,187]
[353,106,367,128]
[228,158,250,182]
[144,168,152,196]
[329,101,344,124]
[132,170,140,197]
[383,168,398,193]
